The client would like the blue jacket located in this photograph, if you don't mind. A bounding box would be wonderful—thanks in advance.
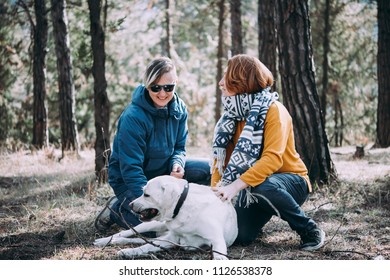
[108,84,188,199]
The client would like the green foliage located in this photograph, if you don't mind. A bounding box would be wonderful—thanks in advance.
[0,2,14,143]
[310,0,377,146]
[0,1,32,148]
[107,16,127,33]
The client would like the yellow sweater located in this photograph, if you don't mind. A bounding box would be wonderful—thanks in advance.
[211,101,312,192]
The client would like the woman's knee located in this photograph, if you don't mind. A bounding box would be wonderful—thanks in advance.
[184,158,211,185]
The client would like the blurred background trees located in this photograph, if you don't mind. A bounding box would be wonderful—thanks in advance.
[0,0,387,184]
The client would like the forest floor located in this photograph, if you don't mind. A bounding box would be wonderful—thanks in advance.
[0,144,389,260]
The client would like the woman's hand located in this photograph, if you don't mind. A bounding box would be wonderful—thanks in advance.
[170,163,185,179]
[212,178,248,202]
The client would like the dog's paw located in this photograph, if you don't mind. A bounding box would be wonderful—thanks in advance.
[93,237,113,247]
[118,248,138,259]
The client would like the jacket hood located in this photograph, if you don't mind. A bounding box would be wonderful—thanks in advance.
[132,84,184,119]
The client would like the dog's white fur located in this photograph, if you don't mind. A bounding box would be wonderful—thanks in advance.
[94,175,238,260]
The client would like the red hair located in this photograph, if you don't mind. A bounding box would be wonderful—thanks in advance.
[225,54,274,94]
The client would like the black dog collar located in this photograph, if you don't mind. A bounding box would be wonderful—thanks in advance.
[172,182,189,219]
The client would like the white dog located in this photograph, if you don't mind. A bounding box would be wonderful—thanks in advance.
[94,175,238,260]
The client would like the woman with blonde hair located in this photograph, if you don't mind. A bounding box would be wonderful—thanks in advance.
[211,54,325,251]
[95,57,210,232]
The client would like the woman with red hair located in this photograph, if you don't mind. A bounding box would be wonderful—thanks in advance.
[211,54,325,251]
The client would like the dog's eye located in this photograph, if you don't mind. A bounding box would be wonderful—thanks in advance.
[143,193,150,197]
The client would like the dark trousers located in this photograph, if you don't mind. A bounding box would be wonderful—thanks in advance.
[234,173,317,245]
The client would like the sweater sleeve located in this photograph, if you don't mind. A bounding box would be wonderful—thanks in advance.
[169,107,188,171]
[211,159,222,187]
[117,114,148,196]
[240,103,291,186]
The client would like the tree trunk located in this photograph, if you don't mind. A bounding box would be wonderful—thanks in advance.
[230,0,243,55]
[215,0,226,124]
[32,0,48,149]
[164,0,172,57]
[258,0,277,91]
[330,81,344,147]
[161,0,185,72]
[88,0,111,183]
[334,98,343,147]
[50,0,80,156]
[375,0,390,148]
[275,0,336,185]
[320,0,331,124]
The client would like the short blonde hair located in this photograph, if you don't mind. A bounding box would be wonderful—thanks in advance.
[225,54,273,94]
[143,57,176,88]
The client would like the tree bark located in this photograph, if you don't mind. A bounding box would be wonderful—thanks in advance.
[50,0,80,156]
[88,0,111,183]
[275,0,336,185]
[320,0,331,124]
[32,0,48,149]
[165,0,172,57]
[258,0,277,91]
[330,81,343,147]
[215,0,226,123]
[375,0,390,148]
[230,0,243,55]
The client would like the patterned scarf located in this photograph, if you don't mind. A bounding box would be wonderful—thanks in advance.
[211,87,279,205]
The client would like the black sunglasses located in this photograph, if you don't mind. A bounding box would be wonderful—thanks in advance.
[150,83,176,93]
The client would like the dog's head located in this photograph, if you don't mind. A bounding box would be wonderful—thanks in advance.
[129,175,187,222]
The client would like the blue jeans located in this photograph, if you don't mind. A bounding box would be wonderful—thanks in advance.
[109,158,211,229]
[234,173,317,245]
